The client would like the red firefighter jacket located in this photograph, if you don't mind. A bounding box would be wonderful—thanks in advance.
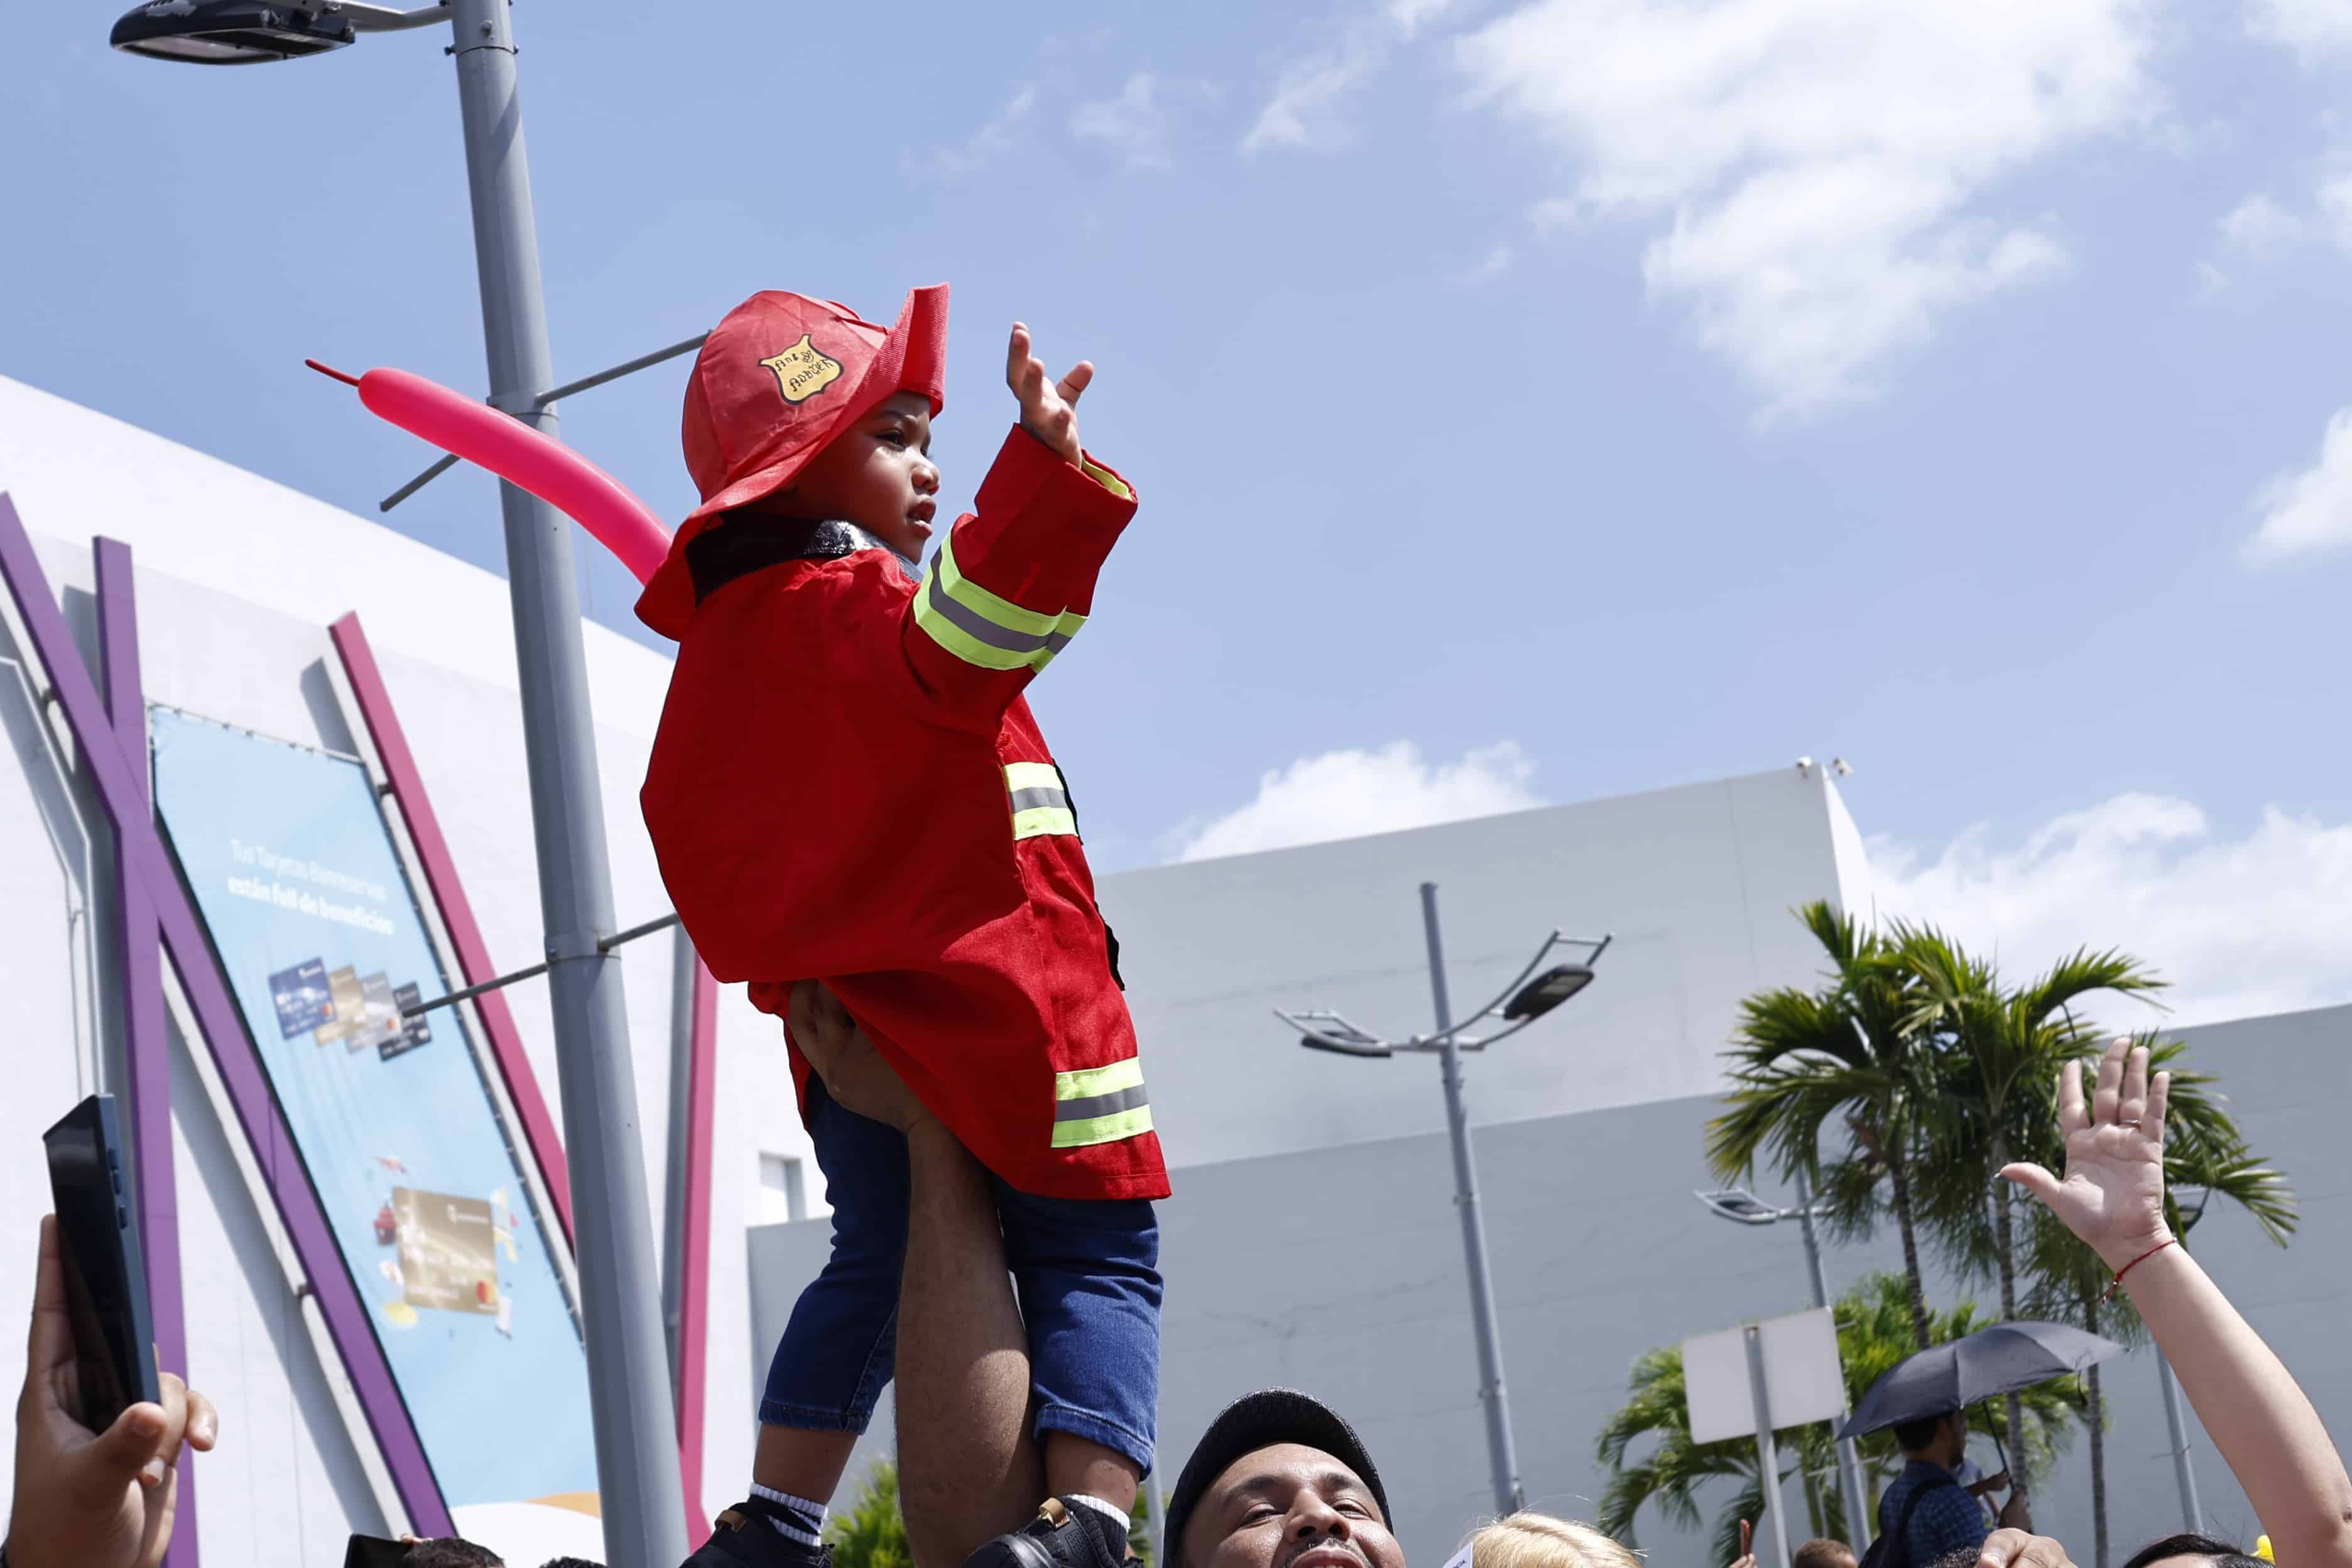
[641,427,1168,1202]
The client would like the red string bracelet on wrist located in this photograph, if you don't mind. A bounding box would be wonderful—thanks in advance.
[2106,1238,2175,1300]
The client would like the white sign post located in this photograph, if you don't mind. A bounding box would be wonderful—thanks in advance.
[1683,1308,1849,1568]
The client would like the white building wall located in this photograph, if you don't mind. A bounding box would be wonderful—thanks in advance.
[1101,765,1869,1170]
[0,375,806,1565]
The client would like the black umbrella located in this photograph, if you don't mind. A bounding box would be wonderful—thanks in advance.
[1841,1320,2122,1461]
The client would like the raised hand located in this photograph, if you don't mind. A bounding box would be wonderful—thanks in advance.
[1999,1038,2173,1273]
[1005,322,1093,468]
[1978,1528,2077,1568]
[11,1217,220,1568]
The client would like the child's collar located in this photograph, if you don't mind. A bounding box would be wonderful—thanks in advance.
[684,516,919,607]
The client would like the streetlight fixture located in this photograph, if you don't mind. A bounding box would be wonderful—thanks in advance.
[1275,881,1610,1517]
[1694,1182,1873,1549]
[109,1,446,65]
[107,4,690,1565]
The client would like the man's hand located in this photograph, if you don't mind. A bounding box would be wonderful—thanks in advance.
[1968,1470,2012,1498]
[9,1216,220,1568]
[788,981,935,1134]
[1006,323,1092,468]
[1978,1527,2075,1568]
[2000,1038,2174,1273]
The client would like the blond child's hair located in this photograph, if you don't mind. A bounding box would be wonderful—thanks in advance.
[1456,1512,1644,1568]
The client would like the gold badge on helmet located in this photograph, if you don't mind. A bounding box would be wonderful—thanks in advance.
[760,334,845,405]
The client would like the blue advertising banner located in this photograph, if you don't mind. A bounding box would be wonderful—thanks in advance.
[150,708,597,1513]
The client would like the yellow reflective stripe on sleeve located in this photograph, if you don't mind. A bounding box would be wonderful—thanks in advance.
[1052,1058,1151,1148]
[911,534,1088,673]
[1052,1105,1153,1148]
[1012,806,1077,840]
[939,533,1066,636]
[1081,459,1133,501]
[1004,761,1064,793]
[1057,1059,1143,1101]
[1005,761,1078,841]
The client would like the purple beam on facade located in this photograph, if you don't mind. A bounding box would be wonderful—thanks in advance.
[94,536,198,1568]
[0,496,454,1538]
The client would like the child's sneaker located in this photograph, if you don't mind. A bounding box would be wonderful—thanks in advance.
[682,1496,834,1568]
[963,1497,1132,1568]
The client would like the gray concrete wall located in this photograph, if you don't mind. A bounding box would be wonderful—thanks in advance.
[748,1001,2351,1568]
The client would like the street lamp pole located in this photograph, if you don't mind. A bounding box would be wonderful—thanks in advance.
[1421,881,1525,1517]
[447,1,689,1562]
[1277,889,1609,1524]
[2156,1353,2206,1533]
[1790,1172,1872,1548]
[1695,1182,1871,1548]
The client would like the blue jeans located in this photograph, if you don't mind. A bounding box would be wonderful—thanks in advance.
[760,1074,1163,1476]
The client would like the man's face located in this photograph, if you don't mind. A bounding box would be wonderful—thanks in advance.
[768,391,940,562]
[1185,1443,1406,1568]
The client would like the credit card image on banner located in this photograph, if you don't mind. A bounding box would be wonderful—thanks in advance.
[392,1186,501,1317]
[384,982,432,1060]
[271,957,334,1037]
[355,972,401,1054]
[315,964,364,1048]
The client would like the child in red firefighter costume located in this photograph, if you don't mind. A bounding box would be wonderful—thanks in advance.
[638,284,1165,1568]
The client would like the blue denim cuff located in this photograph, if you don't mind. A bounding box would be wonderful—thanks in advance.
[760,1397,874,1434]
[1034,1402,1155,1479]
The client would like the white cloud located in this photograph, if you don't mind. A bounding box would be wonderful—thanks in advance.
[2244,406,2352,564]
[1460,242,1516,281]
[2220,193,2306,251]
[1073,73,1173,170]
[1172,741,1540,861]
[927,87,1037,177]
[1243,24,1391,154]
[1866,793,2352,1026]
[2316,169,2352,248]
[1390,0,1473,40]
[2211,170,2352,268]
[1244,0,1479,155]
[1449,0,2154,417]
[2246,0,2352,60]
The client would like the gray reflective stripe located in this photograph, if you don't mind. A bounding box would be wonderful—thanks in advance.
[1054,1084,1150,1122]
[1008,785,1070,814]
[925,570,1072,656]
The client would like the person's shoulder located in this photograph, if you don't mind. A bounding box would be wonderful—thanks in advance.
[678,552,902,652]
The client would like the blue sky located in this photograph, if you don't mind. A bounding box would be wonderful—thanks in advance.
[9,0,2352,1020]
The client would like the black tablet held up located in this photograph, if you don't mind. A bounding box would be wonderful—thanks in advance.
[344,1535,411,1568]
[43,1094,162,1434]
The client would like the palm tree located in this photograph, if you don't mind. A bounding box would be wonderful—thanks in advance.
[1596,1273,2080,1562]
[1898,928,2165,1513]
[1709,903,1941,1348]
[2012,1037,2297,1568]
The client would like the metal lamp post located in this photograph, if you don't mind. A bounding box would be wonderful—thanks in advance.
[1276,882,1611,1516]
[109,4,690,1564]
[1696,1184,1873,1548]
[2157,1186,2213,1533]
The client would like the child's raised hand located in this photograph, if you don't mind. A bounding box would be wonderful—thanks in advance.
[1006,322,1092,467]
